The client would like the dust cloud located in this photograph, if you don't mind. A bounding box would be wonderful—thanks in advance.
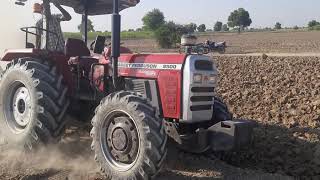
[0,125,100,179]
[0,1,36,58]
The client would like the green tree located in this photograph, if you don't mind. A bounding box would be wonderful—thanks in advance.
[274,22,282,30]
[227,8,252,33]
[293,26,299,30]
[308,20,320,28]
[78,19,95,32]
[214,21,223,31]
[154,21,191,48]
[197,24,206,32]
[142,9,165,31]
[184,23,197,33]
[222,24,229,31]
[154,23,173,48]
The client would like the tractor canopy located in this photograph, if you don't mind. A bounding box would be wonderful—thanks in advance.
[56,0,140,15]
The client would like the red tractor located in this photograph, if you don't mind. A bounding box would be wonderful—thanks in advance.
[0,0,254,179]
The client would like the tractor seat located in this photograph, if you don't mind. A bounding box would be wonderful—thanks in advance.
[65,38,90,58]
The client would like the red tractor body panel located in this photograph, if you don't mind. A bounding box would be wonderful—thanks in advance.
[2,48,186,119]
[99,53,186,119]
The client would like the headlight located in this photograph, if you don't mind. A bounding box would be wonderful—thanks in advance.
[193,74,202,83]
[209,75,217,84]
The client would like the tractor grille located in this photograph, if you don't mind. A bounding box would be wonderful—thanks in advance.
[125,79,146,96]
[190,86,214,111]
[132,80,146,95]
[190,96,214,102]
[182,55,217,122]
[191,87,215,93]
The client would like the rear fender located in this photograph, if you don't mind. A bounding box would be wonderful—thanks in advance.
[1,49,42,61]
[0,49,74,95]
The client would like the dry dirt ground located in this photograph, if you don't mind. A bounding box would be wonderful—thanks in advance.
[124,31,320,54]
[1,31,320,179]
[215,55,320,179]
[0,124,293,180]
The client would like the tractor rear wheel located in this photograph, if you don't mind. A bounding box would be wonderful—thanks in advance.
[91,91,167,180]
[0,58,69,150]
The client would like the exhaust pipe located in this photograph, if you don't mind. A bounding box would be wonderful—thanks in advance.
[111,0,121,90]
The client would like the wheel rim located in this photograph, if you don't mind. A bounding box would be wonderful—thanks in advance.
[4,81,32,133]
[101,110,140,171]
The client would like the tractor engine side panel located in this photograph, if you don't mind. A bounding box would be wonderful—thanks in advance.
[124,78,162,116]
[117,54,186,119]
[157,71,181,119]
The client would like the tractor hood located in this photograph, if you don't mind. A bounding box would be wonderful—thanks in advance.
[56,0,140,15]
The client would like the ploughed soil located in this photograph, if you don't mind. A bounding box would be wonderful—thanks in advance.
[0,124,293,180]
[215,55,320,179]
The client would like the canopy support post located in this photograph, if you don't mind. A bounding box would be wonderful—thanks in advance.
[111,0,121,90]
[82,0,89,44]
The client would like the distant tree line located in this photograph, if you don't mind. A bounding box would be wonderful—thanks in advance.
[79,8,320,42]
[139,7,320,48]
[308,20,320,30]
[142,8,254,48]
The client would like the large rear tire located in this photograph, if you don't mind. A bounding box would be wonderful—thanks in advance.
[0,58,69,150]
[91,91,167,180]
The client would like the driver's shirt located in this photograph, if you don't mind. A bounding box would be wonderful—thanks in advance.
[36,14,65,53]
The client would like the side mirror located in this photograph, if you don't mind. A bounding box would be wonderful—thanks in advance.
[93,36,106,54]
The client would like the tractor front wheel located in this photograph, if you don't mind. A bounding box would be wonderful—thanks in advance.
[91,91,167,180]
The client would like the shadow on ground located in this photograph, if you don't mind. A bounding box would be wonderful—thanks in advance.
[211,120,320,180]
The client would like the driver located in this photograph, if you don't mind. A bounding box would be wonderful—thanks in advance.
[33,0,71,52]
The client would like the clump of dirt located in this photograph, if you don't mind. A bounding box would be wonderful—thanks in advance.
[215,55,320,179]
